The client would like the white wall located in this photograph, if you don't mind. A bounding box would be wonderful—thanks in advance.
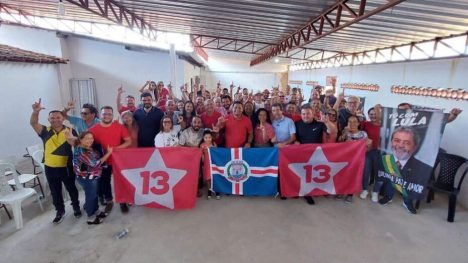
[203,55,288,92]
[0,24,189,158]
[290,58,468,207]
[66,36,185,108]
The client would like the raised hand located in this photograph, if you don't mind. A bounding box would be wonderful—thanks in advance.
[107,146,113,154]
[117,86,124,94]
[32,98,45,112]
[212,124,219,133]
[66,100,75,110]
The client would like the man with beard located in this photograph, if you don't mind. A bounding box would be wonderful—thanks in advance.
[334,95,365,132]
[221,95,232,115]
[116,86,137,114]
[89,106,132,213]
[378,127,432,214]
[134,92,164,147]
[30,99,81,224]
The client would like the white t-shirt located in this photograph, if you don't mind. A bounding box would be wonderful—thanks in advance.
[154,125,181,147]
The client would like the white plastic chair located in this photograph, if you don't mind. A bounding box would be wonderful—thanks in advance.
[0,162,43,229]
[30,150,49,197]
[26,144,43,175]
[3,158,45,198]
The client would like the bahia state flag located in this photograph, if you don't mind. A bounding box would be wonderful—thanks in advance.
[206,147,278,196]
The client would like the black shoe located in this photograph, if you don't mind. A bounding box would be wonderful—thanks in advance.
[207,190,212,200]
[378,196,393,205]
[74,209,82,218]
[87,217,104,225]
[96,211,108,218]
[280,197,287,200]
[403,201,417,214]
[53,211,66,224]
[104,201,114,214]
[304,196,315,205]
[120,203,129,214]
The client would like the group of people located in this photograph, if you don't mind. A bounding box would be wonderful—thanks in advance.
[30,80,463,225]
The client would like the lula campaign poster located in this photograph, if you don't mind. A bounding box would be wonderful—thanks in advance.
[377,107,447,200]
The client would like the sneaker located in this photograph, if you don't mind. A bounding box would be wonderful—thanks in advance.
[207,190,212,200]
[403,201,417,214]
[344,195,353,203]
[74,209,82,218]
[371,192,379,203]
[335,195,343,200]
[280,196,287,200]
[53,211,66,224]
[120,203,129,214]
[104,201,114,214]
[378,196,393,205]
[304,196,315,205]
[359,190,368,199]
[96,211,108,218]
[87,216,104,225]
[215,193,221,200]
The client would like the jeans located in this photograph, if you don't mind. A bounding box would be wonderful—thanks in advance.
[362,150,380,190]
[76,176,100,217]
[98,165,113,202]
[44,165,80,212]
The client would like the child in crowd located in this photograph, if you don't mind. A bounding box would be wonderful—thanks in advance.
[199,130,220,200]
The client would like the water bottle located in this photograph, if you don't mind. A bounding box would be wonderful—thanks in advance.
[115,228,129,239]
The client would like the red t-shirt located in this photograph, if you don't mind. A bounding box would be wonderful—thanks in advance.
[89,121,130,164]
[118,105,137,114]
[285,113,301,122]
[201,111,222,145]
[155,88,169,111]
[201,111,221,130]
[224,115,253,148]
[361,121,380,150]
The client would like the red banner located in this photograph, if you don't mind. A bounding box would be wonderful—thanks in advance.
[112,147,201,209]
[279,141,366,197]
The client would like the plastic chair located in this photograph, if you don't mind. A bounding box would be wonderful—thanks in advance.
[0,162,43,229]
[25,144,43,175]
[30,150,49,197]
[2,157,45,198]
[426,153,468,222]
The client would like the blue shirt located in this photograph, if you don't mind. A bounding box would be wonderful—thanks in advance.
[134,106,164,147]
[272,116,296,144]
[68,115,100,134]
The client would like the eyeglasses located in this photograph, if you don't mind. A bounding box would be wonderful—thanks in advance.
[80,112,90,115]
[327,113,337,117]
[163,121,172,123]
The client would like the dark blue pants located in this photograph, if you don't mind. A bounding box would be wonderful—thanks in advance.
[77,176,100,217]
[44,165,79,212]
[98,165,113,202]
[362,150,380,190]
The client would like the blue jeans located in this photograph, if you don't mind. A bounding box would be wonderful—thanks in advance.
[98,165,113,202]
[77,176,100,217]
[362,150,380,191]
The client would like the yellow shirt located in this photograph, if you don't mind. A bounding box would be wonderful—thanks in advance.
[39,126,76,168]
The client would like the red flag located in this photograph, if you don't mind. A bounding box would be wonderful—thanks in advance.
[112,147,201,209]
[279,141,366,197]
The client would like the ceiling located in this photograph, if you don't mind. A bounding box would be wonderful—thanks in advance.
[1,0,467,65]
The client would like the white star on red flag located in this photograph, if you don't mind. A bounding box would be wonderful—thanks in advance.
[121,149,186,209]
[288,146,348,195]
